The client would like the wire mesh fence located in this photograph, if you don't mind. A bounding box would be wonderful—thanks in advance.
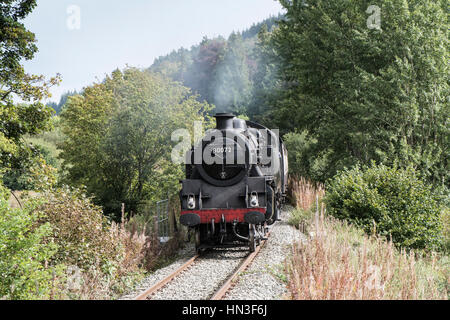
[126,193,180,244]
[156,199,170,243]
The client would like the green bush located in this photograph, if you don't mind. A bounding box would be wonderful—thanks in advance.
[0,179,8,202]
[0,188,148,300]
[0,198,65,299]
[283,131,331,182]
[34,188,147,299]
[288,207,315,229]
[441,207,450,253]
[36,188,146,271]
[325,164,444,251]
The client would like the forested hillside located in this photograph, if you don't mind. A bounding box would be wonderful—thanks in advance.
[148,15,282,117]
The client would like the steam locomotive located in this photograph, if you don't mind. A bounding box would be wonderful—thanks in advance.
[179,113,288,252]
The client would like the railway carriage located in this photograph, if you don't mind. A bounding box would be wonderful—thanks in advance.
[179,113,288,252]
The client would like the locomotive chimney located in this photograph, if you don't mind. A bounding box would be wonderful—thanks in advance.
[215,113,235,130]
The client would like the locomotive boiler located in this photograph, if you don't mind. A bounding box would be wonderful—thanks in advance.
[179,113,288,252]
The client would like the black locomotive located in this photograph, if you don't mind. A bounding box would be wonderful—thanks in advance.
[179,113,288,252]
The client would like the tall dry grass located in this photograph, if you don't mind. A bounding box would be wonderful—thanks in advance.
[286,177,449,300]
[287,177,325,234]
[289,177,324,211]
[125,196,186,271]
[70,219,151,300]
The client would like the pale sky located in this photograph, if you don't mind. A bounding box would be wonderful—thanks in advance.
[23,0,284,102]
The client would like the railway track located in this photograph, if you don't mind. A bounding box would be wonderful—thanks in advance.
[134,255,199,300]
[134,236,269,301]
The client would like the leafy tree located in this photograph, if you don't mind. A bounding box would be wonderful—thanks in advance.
[0,0,60,189]
[58,79,116,214]
[150,48,193,83]
[25,116,65,172]
[60,68,211,218]
[247,24,282,124]
[0,177,8,201]
[272,0,449,186]
[241,14,282,40]
[283,130,330,182]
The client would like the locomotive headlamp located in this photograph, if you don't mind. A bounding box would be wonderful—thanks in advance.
[250,192,259,207]
[187,195,196,209]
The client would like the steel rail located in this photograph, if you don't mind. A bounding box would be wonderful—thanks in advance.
[210,234,269,300]
[134,254,199,300]
[134,232,269,300]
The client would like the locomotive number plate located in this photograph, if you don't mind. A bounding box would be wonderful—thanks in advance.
[213,146,232,154]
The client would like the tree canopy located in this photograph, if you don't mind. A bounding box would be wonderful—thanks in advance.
[0,0,60,189]
[60,68,211,218]
[271,0,448,186]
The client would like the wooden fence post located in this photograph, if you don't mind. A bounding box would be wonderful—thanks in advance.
[121,203,125,225]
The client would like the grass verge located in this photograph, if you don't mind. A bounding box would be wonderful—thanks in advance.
[286,177,449,300]
[287,207,449,299]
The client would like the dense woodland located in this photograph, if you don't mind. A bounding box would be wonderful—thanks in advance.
[0,0,448,299]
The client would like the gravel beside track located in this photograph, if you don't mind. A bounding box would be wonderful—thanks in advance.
[224,209,304,300]
[119,244,196,300]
